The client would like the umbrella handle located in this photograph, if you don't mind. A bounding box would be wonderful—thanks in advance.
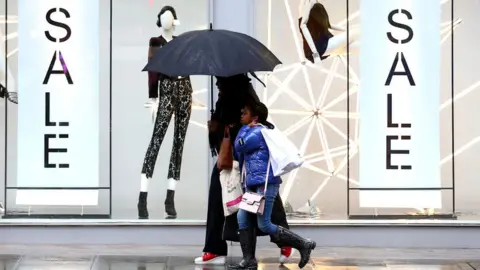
[249,72,266,88]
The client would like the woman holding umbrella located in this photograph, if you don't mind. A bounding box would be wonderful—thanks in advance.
[143,26,299,265]
[195,74,293,265]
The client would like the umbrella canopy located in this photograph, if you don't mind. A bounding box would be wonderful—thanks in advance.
[142,29,282,77]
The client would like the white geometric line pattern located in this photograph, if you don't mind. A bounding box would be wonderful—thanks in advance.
[259,0,479,212]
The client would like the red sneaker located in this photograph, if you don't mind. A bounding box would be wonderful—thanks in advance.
[194,253,226,265]
[279,247,294,264]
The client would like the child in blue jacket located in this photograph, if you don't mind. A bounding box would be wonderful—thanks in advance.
[230,102,316,270]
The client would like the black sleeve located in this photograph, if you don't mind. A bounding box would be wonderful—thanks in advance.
[148,72,159,98]
[147,37,161,98]
[211,97,223,121]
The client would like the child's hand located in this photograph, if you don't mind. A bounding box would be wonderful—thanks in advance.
[248,122,260,127]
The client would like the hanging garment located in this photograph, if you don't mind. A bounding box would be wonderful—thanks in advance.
[141,76,193,180]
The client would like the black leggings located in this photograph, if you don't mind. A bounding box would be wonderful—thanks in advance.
[141,78,192,180]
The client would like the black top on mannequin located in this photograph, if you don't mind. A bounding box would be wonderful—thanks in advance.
[148,36,176,98]
[147,5,185,99]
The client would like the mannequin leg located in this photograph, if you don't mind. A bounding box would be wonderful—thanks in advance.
[138,79,175,219]
[323,27,360,58]
[164,79,193,218]
[0,37,16,92]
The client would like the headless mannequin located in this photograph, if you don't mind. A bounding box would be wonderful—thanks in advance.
[138,6,192,219]
[299,0,360,64]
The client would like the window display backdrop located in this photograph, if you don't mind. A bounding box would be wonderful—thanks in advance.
[252,0,480,220]
[0,0,210,220]
[254,0,351,219]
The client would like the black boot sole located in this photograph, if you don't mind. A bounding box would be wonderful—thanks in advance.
[164,214,177,219]
[228,265,257,270]
[164,204,177,219]
[228,262,258,270]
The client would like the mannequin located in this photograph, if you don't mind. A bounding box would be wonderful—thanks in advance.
[138,5,193,219]
[299,0,360,63]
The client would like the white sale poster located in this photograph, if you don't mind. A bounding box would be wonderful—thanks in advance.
[17,0,99,205]
[358,0,442,208]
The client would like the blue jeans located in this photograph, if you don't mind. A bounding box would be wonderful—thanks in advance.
[237,183,280,235]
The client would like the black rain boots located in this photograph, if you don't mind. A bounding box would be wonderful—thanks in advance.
[164,189,177,219]
[137,192,149,219]
[272,226,316,269]
[229,228,257,269]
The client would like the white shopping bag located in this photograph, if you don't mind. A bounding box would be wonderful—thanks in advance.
[261,128,304,176]
[219,161,243,216]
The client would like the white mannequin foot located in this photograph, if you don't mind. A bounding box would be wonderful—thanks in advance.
[167,178,177,190]
[140,174,150,192]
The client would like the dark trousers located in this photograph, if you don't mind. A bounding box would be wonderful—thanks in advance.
[141,78,192,179]
[203,164,289,255]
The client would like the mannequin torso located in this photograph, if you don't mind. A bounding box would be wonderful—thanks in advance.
[146,12,176,107]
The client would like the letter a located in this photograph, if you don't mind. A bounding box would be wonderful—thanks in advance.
[43,51,74,85]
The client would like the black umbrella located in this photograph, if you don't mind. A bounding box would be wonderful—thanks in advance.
[142,28,282,77]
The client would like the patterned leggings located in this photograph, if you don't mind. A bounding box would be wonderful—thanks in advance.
[141,77,193,180]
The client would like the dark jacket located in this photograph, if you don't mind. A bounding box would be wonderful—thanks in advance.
[208,76,260,156]
[235,125,282,187]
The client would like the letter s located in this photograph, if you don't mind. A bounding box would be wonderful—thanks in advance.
[45,8,72,43]
[387,9,413,44]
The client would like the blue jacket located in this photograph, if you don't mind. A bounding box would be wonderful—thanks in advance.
[234,125,282,188]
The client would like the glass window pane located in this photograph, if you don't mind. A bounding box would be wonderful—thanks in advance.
[111,0,210,220]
